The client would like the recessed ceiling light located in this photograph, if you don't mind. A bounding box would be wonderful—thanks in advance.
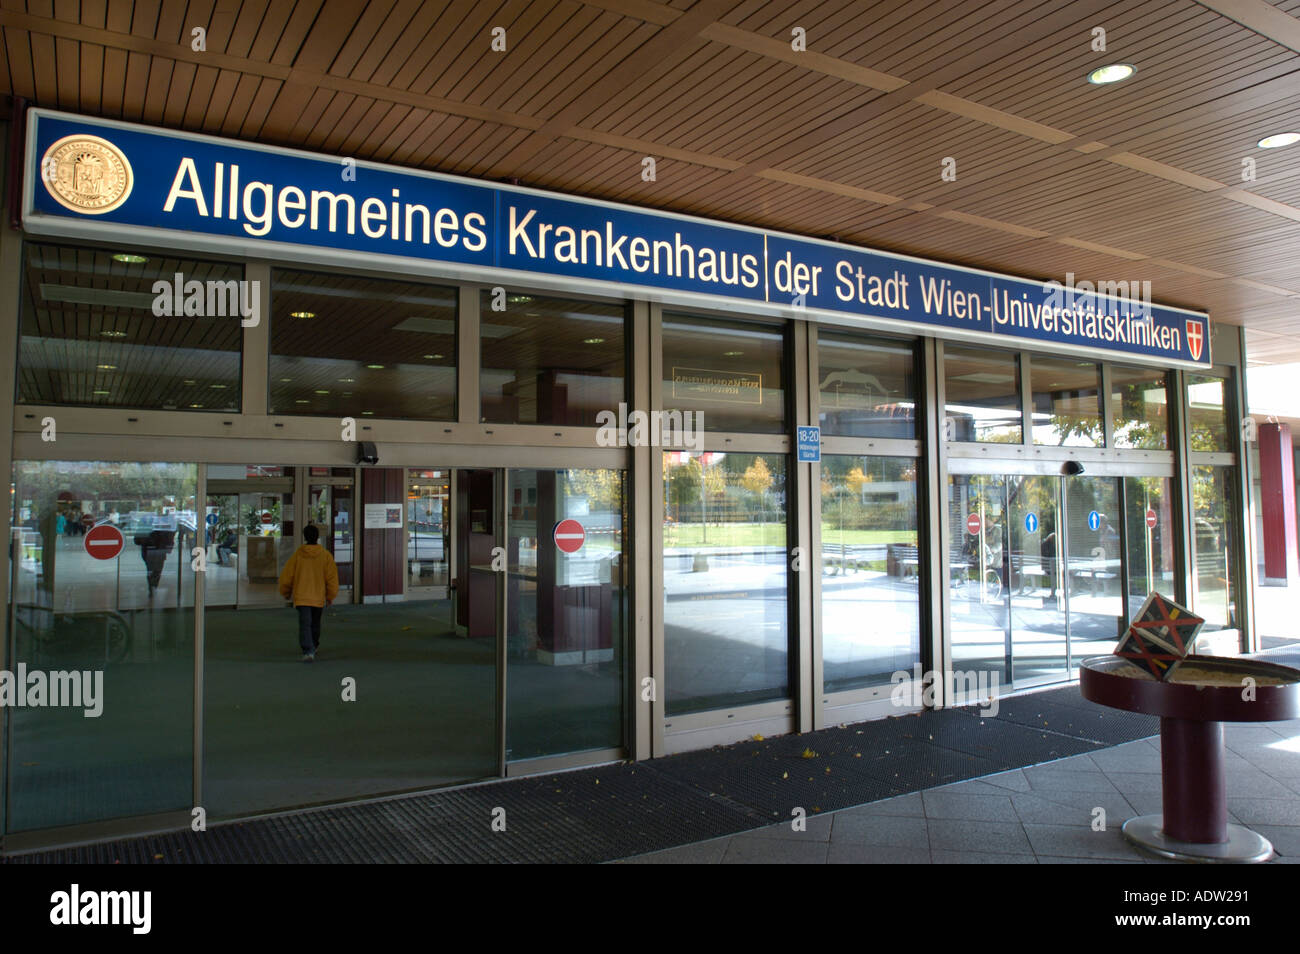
[361,410,375,415]
[97,364,117,370]
[314,389,330,394]
[189,403,204,408]
[279,378,292,383]
[583,337,605,345]
[93,389,111,395]
[112,253,148,264]
[1087,63,1135,85]
[723,350,743,356]
[210,384,227,389]
[507,295,532,304]
[366,364,384,369]
[295,399,310,404]
[339,377,355,383]
[1258,132,1300,149]
[423,353,445,360]
[183,379,197,385]
[100,330,128,338]
[290,311,315,319]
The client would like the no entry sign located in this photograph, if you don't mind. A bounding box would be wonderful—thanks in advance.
[84,523,125,560]
[553,518,585,554]
[966,513,982,535]
[1146,509,1158,529]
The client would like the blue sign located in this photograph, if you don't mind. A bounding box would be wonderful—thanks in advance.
[205,513,219,526]
[1024,512,1038,534]
[796,426,821,463]
[23,109,1212,368]
[1088,510,1102,532]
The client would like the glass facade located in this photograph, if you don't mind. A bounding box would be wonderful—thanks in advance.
[506,468,626,760]
[663,452,789,714]
[662,314,786,432]
[817,333,916,439]
[480,291,625,426]
[1,237,1249,840]
[8,460,196,831]
[944,345,1021,443]
[1193,465,1238,632]
[1030,357,1102,447]
[1187,373,1231,452]
[820,455,921,692]
[18,242,243,412]
[1111,365,1168,449]
[270,269,457,420]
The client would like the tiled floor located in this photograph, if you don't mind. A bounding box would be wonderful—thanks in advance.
[621,721,1300,863]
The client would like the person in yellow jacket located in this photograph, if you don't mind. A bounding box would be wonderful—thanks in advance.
[278,525,339,662]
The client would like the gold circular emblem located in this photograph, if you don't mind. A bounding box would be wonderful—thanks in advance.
[41,134,133,215]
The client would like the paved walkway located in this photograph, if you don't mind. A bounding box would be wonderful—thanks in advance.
[624,634,1300,864]
[621,727,1300,864]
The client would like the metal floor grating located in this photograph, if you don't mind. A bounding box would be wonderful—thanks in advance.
[4,684,1157,864]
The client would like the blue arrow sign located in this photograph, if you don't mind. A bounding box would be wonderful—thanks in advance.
[206,513,219,526]
[1088,510,1101,532]
[1024,512,1038,534]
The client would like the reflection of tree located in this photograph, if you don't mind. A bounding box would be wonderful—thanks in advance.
[16,462,195,522]
[1112,381,1165,449]
[700,460,726,511]
[845,465,869,497]
[741,457,772,496]
[565,469,619,511]
[742,457,773,529]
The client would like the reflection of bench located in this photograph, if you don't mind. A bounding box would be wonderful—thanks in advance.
[1071,561,1120,596]
[1195,550,1227,583]
[888,544,920,579]
[948,550,971,587]
[823,544,885,574]
[1010,552,1048,593]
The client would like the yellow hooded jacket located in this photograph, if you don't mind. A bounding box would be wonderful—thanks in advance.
[278,543,340,608]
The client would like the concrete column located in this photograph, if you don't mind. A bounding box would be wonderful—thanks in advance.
[1258,423,1298,585]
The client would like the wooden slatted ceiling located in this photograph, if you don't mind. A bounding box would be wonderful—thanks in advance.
[1,0,1299,360]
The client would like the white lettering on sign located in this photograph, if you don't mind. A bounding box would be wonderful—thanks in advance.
[164,158,487,249]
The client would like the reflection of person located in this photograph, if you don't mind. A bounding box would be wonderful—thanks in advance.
[1099,516,1119,557]
[217,531,237,566]
[134,529,175,597]
[1041,530,1058,597]
[278,525,339,663]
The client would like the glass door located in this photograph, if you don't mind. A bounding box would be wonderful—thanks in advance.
[1123,475,1174,616]
[307,469,354,602]
[1007,475,1068,686]
[949,469,1133,691]
[205,466,295,609]
[204,463,496,818]
[1064,476,1125,662]
[948,473,1011,688]
[7,459,197,833]
[505,468,626,763]
[406,469,450,600]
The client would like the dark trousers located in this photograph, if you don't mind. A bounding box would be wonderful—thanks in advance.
[297,605,323,653]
